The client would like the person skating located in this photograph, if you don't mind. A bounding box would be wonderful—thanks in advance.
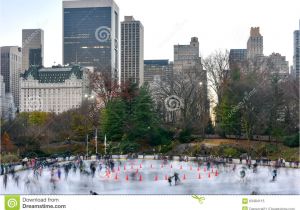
[207,162,211,171]
[3,173,8,189]
[64,165,69,180]
[0,164,4,175]
[91,165,96,178]
[174,172,180,185]
[14,175,20,187]
[90,190,98,195]
[272,169,277,181]
[57,168,62,180]
[168,176,172,186]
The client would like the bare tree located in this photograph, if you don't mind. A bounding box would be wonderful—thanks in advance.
[88,71,120,107]
[151,66,209,136]
[202,50,230,106]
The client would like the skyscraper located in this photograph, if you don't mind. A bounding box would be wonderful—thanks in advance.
[0,75,16,120]
[144,59,172,85]
[63,0,119,81]
[293,20,300,78]
[121,16,144,86]
[229,49,247,69]
[173,37,209,117]
[0,46,22,108]
[247,27,263,59]
[22,29,44,71]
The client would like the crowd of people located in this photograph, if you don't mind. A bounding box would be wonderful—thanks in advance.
[1,154,299,194]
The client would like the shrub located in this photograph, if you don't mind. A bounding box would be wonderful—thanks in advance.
[1,154,19,163]
[283,133,299,148]
[119,141,139,154]
[223,147,239,157]
[179,128,192,143]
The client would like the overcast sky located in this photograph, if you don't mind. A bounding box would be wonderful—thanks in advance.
[0,0,299,67]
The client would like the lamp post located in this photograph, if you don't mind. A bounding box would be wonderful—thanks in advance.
[84,94,94,159]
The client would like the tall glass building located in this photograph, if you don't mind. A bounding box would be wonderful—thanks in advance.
[22,29,44,71]
[293,20,300,78]
[63,0,119,81]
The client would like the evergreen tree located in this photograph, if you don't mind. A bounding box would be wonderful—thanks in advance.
[131,86,158,142]
[101,98,126,141]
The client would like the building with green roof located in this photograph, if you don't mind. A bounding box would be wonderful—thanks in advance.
[20,65,88,113]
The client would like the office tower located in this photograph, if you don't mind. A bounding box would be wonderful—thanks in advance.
[121,16,144,86]
[0,75,16,120]
[247,27,263,59]
[22,29,44,71]
[293,20,300,77]
[174,37,200,67]
[229,49,247,69]
[63,0,119,81]
[144,59,172,85]
[20,65,88,114]
[268,53,289,77]
[173,37,209,116]
[0,46,22,108]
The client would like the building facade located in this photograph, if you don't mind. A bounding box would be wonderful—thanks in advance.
[267,53,289,78]
[0,46,22,108]
[247,27,263,59]
[229,49,247,69]
[174,37,200,72]
[121,16,144,86]
[63,0,119,81]
[293,20,300,78]
[20,65,88,114]
[173,37,209,121]
[22,29,44,71]
[144,59,172,85]
[0,75,16,120]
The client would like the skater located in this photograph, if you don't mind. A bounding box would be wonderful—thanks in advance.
[174,172,180,185]
[168,176,172,186]
[91,165,96,178]
[272,169,277,181]
[207,162,211,171]
[240,169,246,179]
[90,190,98,195]
[14,175,20,187]
[233,164,236,172]
[57,168,62,180]
[3,173,8,189]
[253,163,258,173]
[50,168,57,190]
[1,164,4,175]
[64,165,69,180]
[10,167,15,178]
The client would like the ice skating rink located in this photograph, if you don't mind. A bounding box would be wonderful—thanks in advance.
[1,159,299,194]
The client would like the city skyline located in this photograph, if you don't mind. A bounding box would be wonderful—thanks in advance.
[0,0,299,68]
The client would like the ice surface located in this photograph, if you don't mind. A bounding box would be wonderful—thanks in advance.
[1,160,299,194]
